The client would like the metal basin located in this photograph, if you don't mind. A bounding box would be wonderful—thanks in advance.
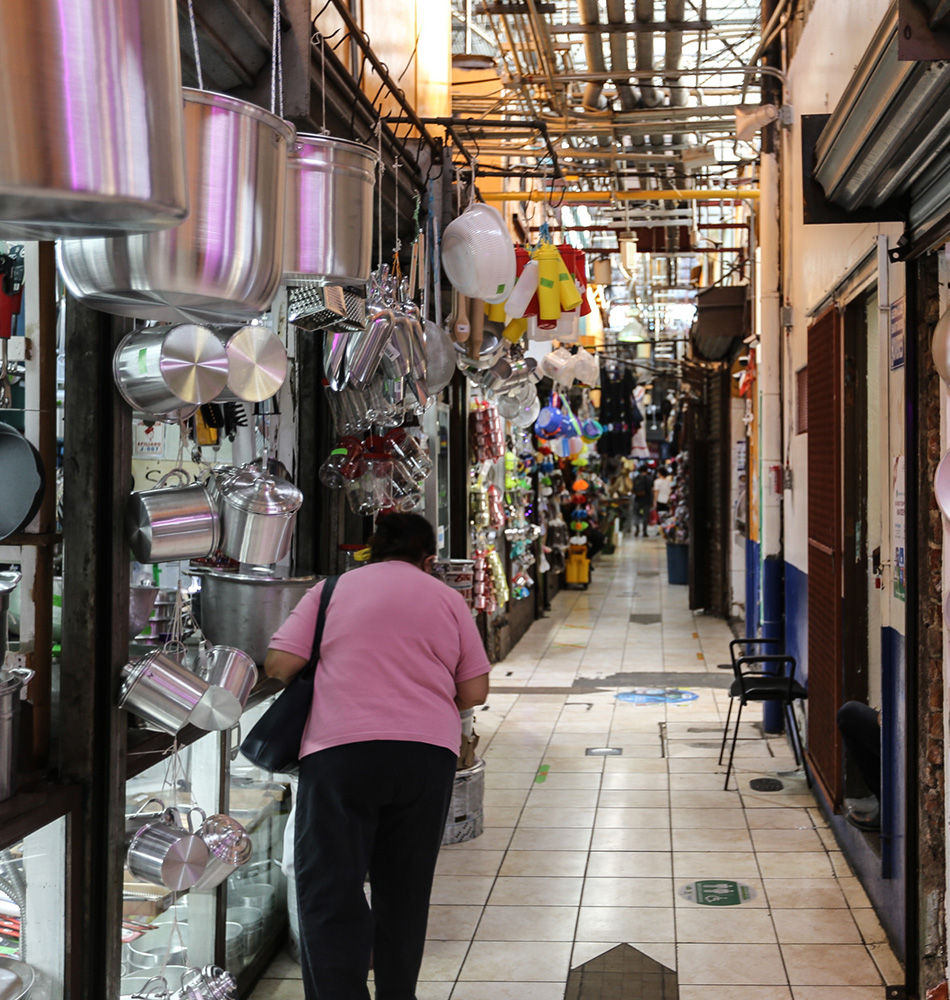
[57,90,294,323]
[193,569,316,665]
[0,0,187,240]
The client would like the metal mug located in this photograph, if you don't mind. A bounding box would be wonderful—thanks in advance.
[119,650,210,735]
[127,805,209,891]
[189,811,253,892]
[201,646,258,709]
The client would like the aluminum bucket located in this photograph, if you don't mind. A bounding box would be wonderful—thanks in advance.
[202,646,258,708]
[126,472,220,564]
[283,135,378,285]
[0,666,32,802]
[0,0,188,240]
[57,90,295,323]
[119,651,210,735]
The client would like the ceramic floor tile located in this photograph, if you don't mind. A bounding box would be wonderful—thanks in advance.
[594,807,671,829]
[507,826,592,852]
[586,850,673,878]
[675,906,777,943]
[458,941,573,982]
[434,850,505,877]
[672,850,760,879]
[677,942,788,985]
[417,940,471,981]
[442,827,514,852]
[851,907,888,944]
[668,808,748,829]
[414,984,453,1000]
[790,990,885,1000]
[570,939,677,970]
[678,988,792,999]
[488,876,585,906]
[589,826,672,852]
[672,828,754,852]
[429,875,496,906]
[518,806,596,828]
[763,878,848,908]
[751,828,826,852]
[426,905,484,940]
[781,944,883,985]
[524,788,600,809]
[745,808,816,829]
[448,983,566,1000]
[597,788,669,809]
[530,771,603,789]
[574,904,675,942]
[771,908,863,944]
[499,850,588,877]
[599,771,669,790]
[260,950,301,979]
[868,941,904,983]
[580,876,674,908]
[474,904,578,942]
[756,852,835,879]
[249,981,309,999]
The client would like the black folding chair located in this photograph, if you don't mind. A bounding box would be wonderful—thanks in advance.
[719,653,809,791]
[716,635,782,673]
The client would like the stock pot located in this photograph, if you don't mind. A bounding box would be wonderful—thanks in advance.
[218,469,303,566]
[126,470,220,564]
[57,90,294,322]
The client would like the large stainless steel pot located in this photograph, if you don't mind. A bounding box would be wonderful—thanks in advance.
[211,325,287,403]
[114,325,230,414]
[0,666,33,802]
[127,806,209,891]
[193,570,316,665]
[57,90,295,322]
[119,651,210,735]
[0,0,188,240]
[218,469,303,566]
[126,470,220,564]
[283,135,378,285]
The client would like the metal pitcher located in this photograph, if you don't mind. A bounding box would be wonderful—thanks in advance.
[127,805,209,891]
[189,812,253,892]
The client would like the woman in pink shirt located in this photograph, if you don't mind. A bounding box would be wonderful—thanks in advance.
[265,513,490,1000]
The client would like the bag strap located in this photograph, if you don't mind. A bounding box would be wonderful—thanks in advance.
[299,575,340,682]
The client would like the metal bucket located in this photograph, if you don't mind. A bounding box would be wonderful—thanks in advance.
[193,570,316,665]
[0,571,21,664]
[225,905,263,957]
[57,89,295,323]
[127,808,209,891]
[0,0,188,240]
[202,646,258,709]
[126,470,220,564]
[0,666,33,802]
[119,650,210,735]
[283,135,378,286]
[114,325,230,414]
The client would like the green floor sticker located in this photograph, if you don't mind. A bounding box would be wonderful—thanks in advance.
[679,880,755,906]
[534,764,550,783]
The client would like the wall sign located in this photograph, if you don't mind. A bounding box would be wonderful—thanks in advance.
[889,298,904,370]
[893,455,906,601]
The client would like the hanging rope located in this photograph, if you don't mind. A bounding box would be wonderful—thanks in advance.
[187,0,204,90]
[375,117,384,272]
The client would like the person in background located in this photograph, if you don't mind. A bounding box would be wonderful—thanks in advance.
[631,463,654,537]
[653,465,673,520]
[837,701,881,831]
[264,513,491,1000]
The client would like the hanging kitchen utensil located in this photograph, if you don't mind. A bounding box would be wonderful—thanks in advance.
[218,468,303,566]
[345,306,396,389]
[441,204,516,304]
[57,90,294,322]
[114,325,230,415]
[118,650,211,734]
[127,804,209,891]
[324,329,351,392]
[0,424,44,539]
[0,0,188,240]
[211,325,287,403]
[126,469,220,564]
[283,135,378,286]
[287,284,347,332]
[177,965,238,1000]
[188,812,253,892]
[200,646,258,709]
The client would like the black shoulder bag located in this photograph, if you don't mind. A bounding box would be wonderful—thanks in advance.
[239,575,339,774]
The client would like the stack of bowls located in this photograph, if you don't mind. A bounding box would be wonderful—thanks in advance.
[441,204,516,304]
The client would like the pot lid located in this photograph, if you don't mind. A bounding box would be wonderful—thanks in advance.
[158,324,230,404]
[0,570,21,595]
[188,567,317,585]
[215,325,287,402]
[220,469,303,515]
[200,815,254,865]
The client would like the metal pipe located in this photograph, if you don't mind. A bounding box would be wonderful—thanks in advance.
[578,0,608,111]
[606,0,639,110]
[665,0,688,107]
[481,189,760,202]
[635,0,661,108]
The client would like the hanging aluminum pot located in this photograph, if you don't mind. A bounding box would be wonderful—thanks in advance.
[119,651,210,735]
[218,468,303,566]
[126,470,220,564]
[57,89,295,323]
[127,805,209,891]
[114,325,230,416]
[283,135,378,286]
[200,646,258,709]
[211,325,287,403]
[0,0,188,240]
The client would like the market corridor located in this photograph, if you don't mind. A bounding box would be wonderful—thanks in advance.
[252,535,902,999]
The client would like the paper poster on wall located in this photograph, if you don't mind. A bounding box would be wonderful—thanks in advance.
[893,455,906,601]
[890,298,905,370]
[133,420,165,458]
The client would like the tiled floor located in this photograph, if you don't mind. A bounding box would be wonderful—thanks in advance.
[250,535,902,999]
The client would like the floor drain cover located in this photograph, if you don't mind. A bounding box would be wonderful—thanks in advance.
[629,613,661,625]
[586,747,623,756]
[749,777,784,792]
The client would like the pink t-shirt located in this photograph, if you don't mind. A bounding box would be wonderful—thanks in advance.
[268,561,491,758]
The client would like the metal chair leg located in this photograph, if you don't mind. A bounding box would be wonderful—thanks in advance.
[784,703,801,766]
[718,695,734,765]
[787,702,810,787]
[723,699,745,791]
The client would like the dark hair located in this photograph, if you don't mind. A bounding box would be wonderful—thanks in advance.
[368,512,437,564]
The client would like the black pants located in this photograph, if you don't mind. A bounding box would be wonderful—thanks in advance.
[295,741,458,1000]
[836,701,881,798]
